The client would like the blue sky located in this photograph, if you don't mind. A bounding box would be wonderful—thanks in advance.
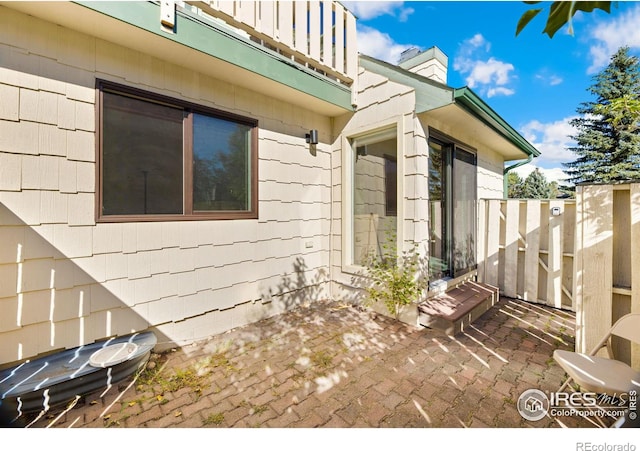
[342,1,640,184]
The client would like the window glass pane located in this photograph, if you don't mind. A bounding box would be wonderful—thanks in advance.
[428,140,448,280]
[452,148,476,276]
[427,137,477,281]
[384,156,397,216]
[353,135,397,266]
[193,114,251,211]
[102,92,183,215]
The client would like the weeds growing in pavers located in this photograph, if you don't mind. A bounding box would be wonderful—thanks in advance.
[135,353,211,401]
[203,412,225,426]
[310,349,334,369]
[120,394,153,411]
[236,400,270,418]
[193,352,238,376]
[103,414,120,428]
[250,404,269,416]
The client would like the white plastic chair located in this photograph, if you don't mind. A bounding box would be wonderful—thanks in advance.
[554,313,640,396]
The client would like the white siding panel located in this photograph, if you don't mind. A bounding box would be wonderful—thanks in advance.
[40,190,68,224]
[0,296,20,333]
[0,119,39,155]
[0,152,21,191]
[105,253,128,281]
[0,83,19,121]
[0,264,18,298]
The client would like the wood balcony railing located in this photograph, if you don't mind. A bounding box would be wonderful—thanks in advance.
[183,1,358,86]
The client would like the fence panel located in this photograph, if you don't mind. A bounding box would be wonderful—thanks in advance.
[477,199,576,311]
[480,184,640,366]
[574,184,640,368]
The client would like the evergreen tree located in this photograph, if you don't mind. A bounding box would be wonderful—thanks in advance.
[508,169,558,199]
[507,172,524,198]
[564,47,640,184]
[522,168,552,199]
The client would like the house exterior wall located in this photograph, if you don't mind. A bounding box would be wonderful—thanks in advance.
[0,7,333,364]
[331,65,508,313]
[331,64,419,305]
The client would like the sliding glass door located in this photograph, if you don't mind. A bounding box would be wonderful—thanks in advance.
[428,135,477,281]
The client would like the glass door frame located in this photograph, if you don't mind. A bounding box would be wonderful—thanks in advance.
[428,130,478,282]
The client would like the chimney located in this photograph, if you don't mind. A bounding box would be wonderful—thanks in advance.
[398,46,448,84]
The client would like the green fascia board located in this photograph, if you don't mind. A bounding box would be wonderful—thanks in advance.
[359,55,539,158]
[74,1,353,112]
[453,87,540,157]
[359,55,453,112]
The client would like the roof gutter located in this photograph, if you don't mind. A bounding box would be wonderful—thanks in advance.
[503,154,534,198]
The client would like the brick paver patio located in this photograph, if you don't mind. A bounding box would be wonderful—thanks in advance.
[17,297,604,428]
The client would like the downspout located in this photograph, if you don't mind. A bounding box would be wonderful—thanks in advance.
[503,154,533,198]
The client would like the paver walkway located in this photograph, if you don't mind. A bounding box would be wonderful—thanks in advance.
[20,297,601,428]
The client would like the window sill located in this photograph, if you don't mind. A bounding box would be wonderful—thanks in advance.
[97,212,259,223]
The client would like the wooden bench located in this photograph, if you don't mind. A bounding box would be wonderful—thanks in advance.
[418,281,499,335]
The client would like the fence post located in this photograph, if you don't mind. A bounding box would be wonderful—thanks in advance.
[631,184,640,368]
[523,200,540,303]
[503,200,519,298]
[477,200,486,283]
[580,185,614,356]
[547,200,564,308]
[485,200,501,288]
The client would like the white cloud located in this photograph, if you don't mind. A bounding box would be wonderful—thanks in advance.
[468,33,490,51]
[356,25,418,64]
[520,117,578,164]
[398,6,414,22]
[588,4,640,73]
[535,72,563,86]
[453,34,515,97]
[549,75,563,86]
[465,58,514,88]
[487,87,515,98]
[342,1,414,21]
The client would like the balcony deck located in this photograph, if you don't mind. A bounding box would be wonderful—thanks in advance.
[184,0,358,87]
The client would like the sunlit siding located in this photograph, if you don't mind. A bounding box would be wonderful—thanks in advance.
[0,6,332,364]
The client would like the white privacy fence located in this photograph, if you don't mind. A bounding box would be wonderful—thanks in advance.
[478,198,576,311]
[478,183,640,368]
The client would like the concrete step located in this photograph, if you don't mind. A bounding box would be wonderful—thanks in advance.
[418,281,499,335]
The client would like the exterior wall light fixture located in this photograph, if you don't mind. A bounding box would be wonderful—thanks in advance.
[305,130,319,145]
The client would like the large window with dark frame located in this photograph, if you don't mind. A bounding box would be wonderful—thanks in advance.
[97,80,258,221]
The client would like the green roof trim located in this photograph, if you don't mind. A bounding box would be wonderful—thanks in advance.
[359,55,453,112]
[359,55,539,158]
[453,87,540,157]
[75,1,353,112]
